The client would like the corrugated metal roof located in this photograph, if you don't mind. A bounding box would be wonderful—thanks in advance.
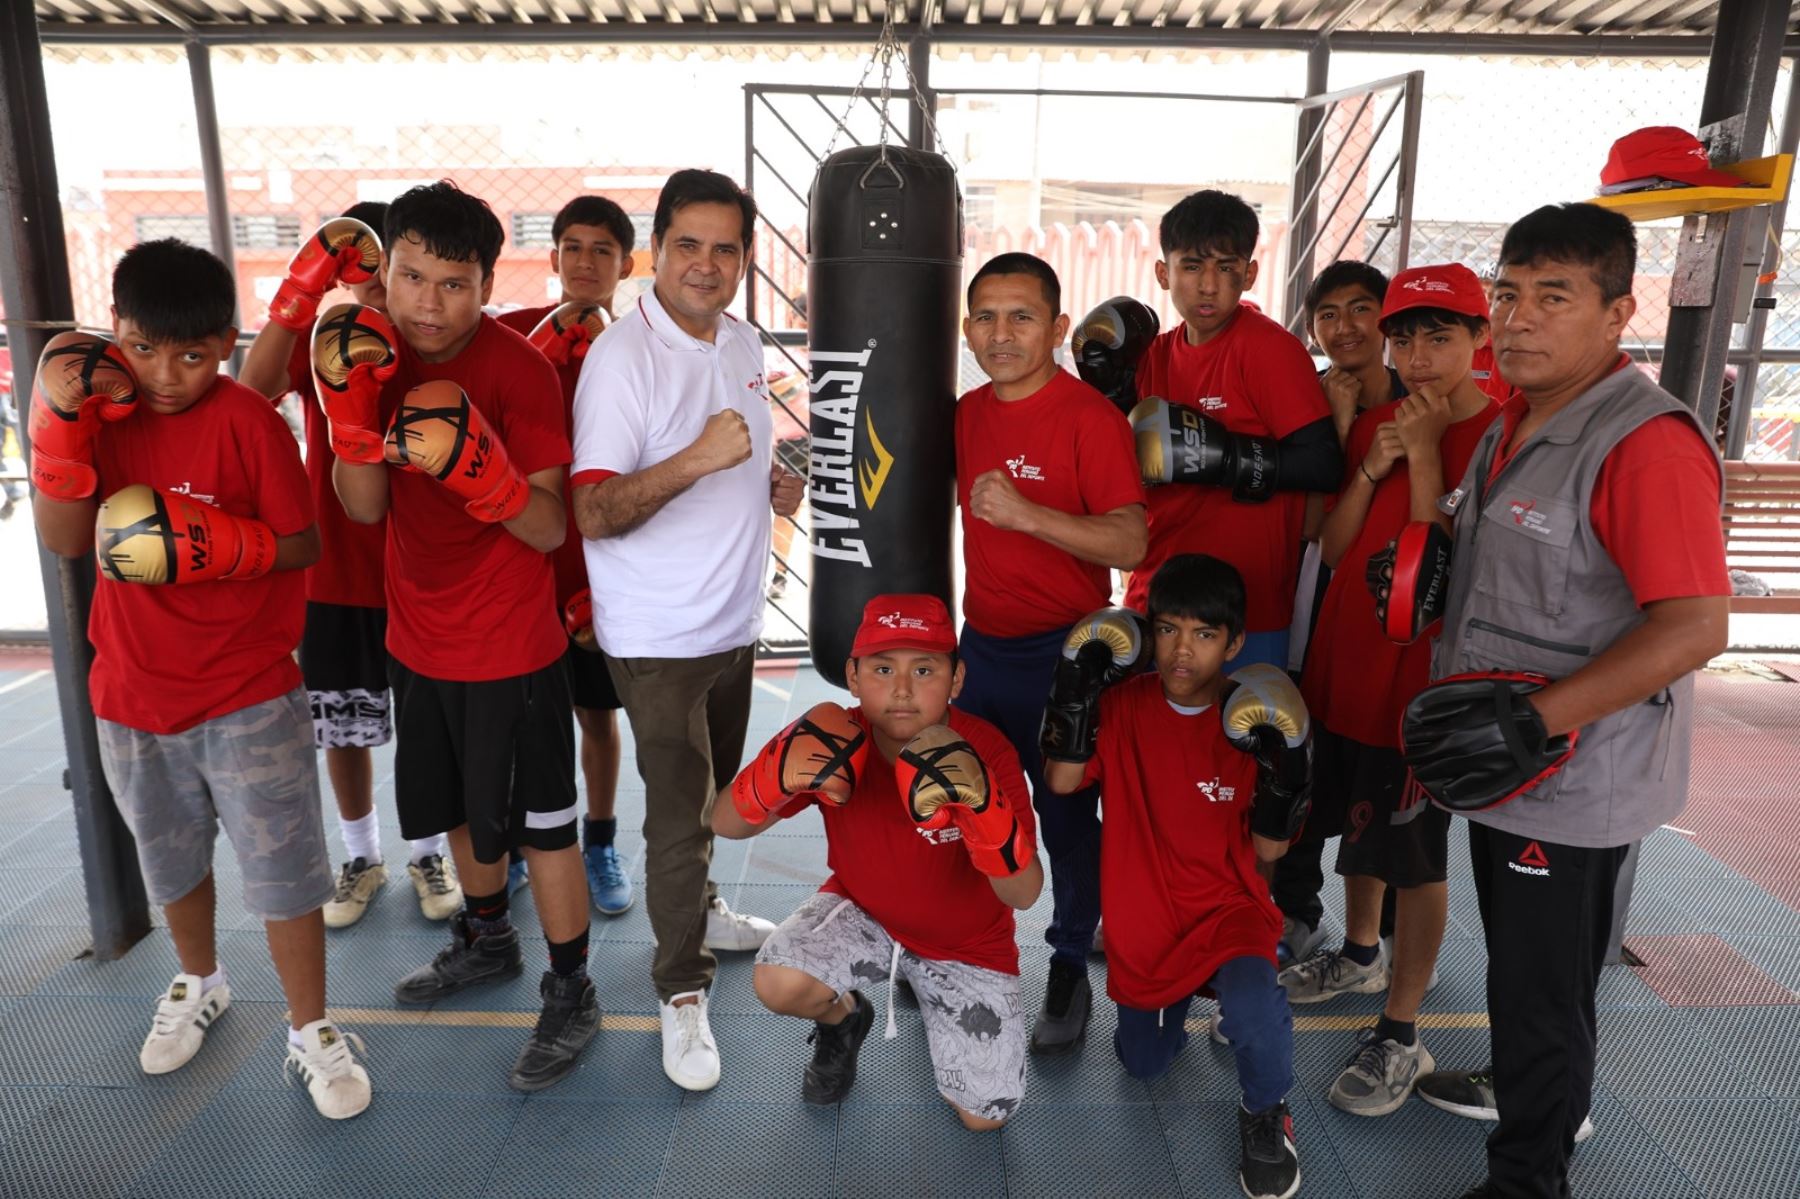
[28,0,1769,40]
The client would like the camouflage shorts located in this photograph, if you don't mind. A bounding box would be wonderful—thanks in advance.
[96,688,335,922]
[757,892,1028,1122]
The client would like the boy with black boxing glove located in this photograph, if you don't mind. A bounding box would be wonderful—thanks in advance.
[713,595,1043,1130]
[332,181,597,1092]
[33,239,372,1119]
[1043,555,1310,1199]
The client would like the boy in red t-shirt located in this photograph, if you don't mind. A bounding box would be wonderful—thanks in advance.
[332,182,596,1092]
[714,595,1043,1129]
[1284,264,1500,1119]
[495,194,636,917]
[1130,190,1340,672]
[240,199,464,930]
[951,252,1146,1056]
[32,239,371,1119]
[1044,555,1308,1199]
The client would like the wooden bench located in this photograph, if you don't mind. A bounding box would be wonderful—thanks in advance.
[1723,460,1800,614]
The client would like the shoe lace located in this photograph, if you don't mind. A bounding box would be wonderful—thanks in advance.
[595,846,627,889]
[1298,948,1347,988]
[1044,962,1079,1017]
[418,856,454,896]
[150,990,196,1036]
[1244,1105,1287,1162]
[330,860,362,902]
[673,1000,708,1052]
[1348,1029,1397,1080]
[531,990,576,1044]
[284,1027,367,1086]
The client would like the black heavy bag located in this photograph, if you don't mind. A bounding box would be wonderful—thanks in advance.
[806,146,964,684]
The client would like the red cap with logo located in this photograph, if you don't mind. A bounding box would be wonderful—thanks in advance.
[1601,126,1744,190]
[1379,263,1490,331]
[850,594,957,657]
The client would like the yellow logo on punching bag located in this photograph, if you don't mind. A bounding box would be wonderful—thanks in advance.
[858,407,895,508]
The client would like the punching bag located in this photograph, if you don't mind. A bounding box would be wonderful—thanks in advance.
[805,146,964,684]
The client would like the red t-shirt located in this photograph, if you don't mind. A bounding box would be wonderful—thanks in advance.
[284,338,386,609]
[954,370,1145,638]
[498,304,591,610]
[89,376,313,734]
[1303,397,1500,747]
[1486,370,1729,606]
[1129,307,1330,631]
[811,707,1035,976]
[1079,673,1281,1009]
[381,315,571,681]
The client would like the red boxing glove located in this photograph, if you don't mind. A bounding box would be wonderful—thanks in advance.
[896,725,1036,878]
[564,589,598,651]
[95,484,276,585]
[311,303,398,465]
[527,303,607,368]
[384,380,530,523]
[270,218,382,333]
[1366,521,1453,645]
[28,333,139,501]
[731,703,869,825]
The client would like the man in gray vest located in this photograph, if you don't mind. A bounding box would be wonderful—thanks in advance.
[1396,204,1730,1199]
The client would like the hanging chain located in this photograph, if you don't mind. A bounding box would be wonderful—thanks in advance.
[822,0,948,162]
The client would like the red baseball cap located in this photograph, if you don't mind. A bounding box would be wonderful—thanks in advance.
[1379,264,1490,331]
[1601,126,1744,190]
[850,594,957,658]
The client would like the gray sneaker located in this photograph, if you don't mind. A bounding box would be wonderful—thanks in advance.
[1379,935,1440,993]
[1416,1067,1596,1143]
[1276,916,1328,967]
[1328,1026,1434,1116]
[1279,947,1387,1004]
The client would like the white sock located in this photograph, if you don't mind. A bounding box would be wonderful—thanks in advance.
[200,966,226,993]
[339,812,382,865]
[408,834,447,864]
[288,1026,307,1050]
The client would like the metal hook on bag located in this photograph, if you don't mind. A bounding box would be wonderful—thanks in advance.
[858,150,906,190]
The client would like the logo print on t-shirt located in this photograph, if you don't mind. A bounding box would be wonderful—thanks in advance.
[167,481,217,505]
[1196,396,1228,412]
[1197,778,1236,803]
[915,826,963,846]
[1005,455,1045,482]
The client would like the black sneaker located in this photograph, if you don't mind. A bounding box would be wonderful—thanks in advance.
[1029,958,1092,1055]
[802,990,874,1104]
[509,972,600,1092]
[393,913,524,1004]
[1238,1101,1301,1199]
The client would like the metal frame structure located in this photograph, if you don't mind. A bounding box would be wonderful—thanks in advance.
[6,3,1796,960]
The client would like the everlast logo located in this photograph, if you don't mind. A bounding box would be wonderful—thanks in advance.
[809,346,885,567]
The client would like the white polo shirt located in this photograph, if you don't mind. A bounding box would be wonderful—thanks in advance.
[571,286,774,659]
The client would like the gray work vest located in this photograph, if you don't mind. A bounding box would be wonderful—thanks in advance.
[1432,365,1720,848]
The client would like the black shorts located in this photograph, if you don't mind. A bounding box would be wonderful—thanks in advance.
[1318,727,1450,888]
[389,656,578,865]
[299,602,389,693]
[565,638,622,711]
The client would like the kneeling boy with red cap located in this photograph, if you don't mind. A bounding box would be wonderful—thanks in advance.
[713,595,1044,1129]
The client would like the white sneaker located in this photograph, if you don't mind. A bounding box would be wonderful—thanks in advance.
[1205,1010,1229,1045]
[323,857,388,929]
[407,853,463,922]
[140,973,230,1075]
[284,1019,372,1120]
[703,895,775,952]
[660,990,721,1091]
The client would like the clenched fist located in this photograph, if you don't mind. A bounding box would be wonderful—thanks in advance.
[770,463,805,517]
[686,409,752,477]
[970,469,1038,533]
[1394,387,1453,460]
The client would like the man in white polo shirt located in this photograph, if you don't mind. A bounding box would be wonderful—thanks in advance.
[570,168,805,1091]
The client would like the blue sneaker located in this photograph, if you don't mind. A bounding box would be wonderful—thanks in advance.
[585,842,633,915]
[506,856,529,896]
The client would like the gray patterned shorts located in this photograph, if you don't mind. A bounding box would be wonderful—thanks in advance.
[96,688,335,922]
[757,892,1029,1122]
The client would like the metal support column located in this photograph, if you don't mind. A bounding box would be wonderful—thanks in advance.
[186,39,243,367]
[1283,39,1331,331]
[907,34,936,152]
[1723,58,1800,459]
[1658,0,1791,435]
[0,4,151,959]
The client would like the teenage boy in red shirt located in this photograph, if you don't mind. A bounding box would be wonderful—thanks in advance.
[33,238,371,1119]
[333,181,595,1091]
[952,251,1145,1055]
[714,594,1043,1129]
[1286,264,1501,1119]
[240,200,464,930]
[1131,189,1340,672]
[496,194,637,916]
[1043,554,1311,1199]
